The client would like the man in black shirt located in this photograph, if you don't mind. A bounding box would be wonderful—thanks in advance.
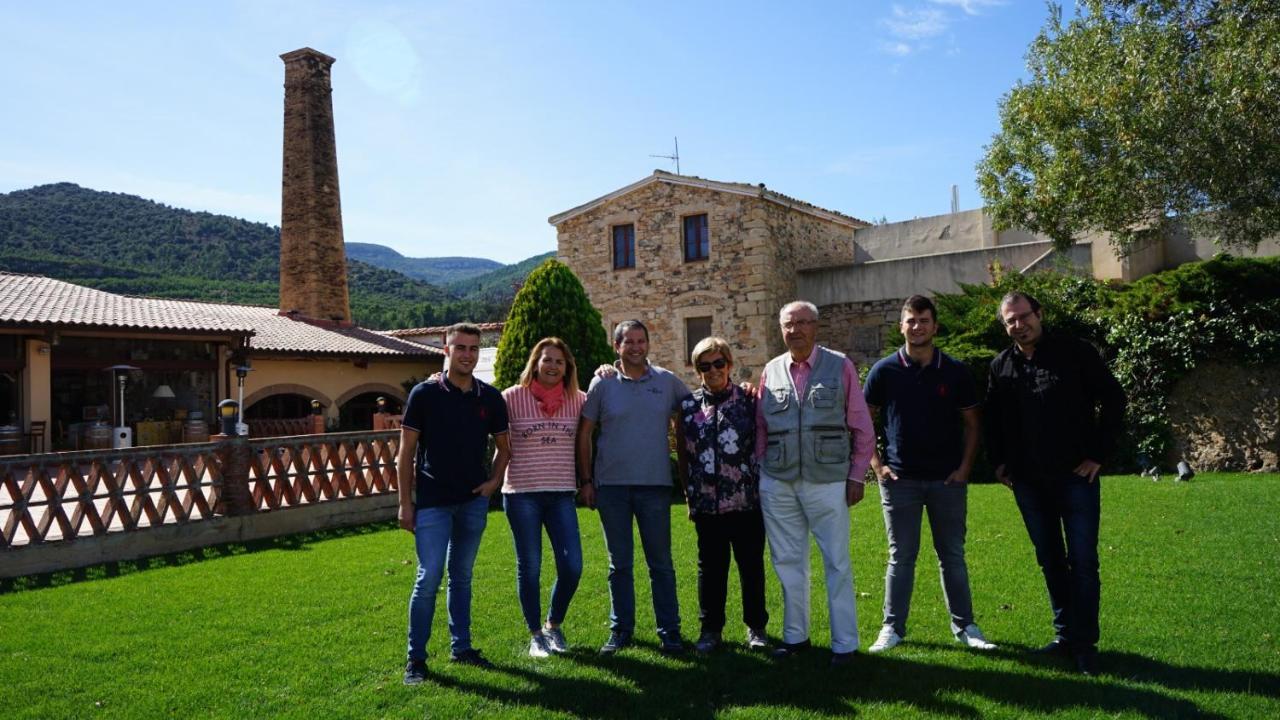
[985,292,1125,676]
[397,323,511,684]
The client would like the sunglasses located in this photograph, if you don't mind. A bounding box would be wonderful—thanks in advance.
[696,358,728,373]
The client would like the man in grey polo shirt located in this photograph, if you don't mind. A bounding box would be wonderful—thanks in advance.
[577,319,690,655]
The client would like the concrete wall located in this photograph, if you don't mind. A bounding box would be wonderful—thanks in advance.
[1162,224,1280,267]
[853,209,991,261]
[799,240,1093,307]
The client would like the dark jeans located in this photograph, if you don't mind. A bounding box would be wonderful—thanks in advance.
[1013,475,1101,652]
[880,479,974,636]
[596,484,681,638]
[692,509,769,635]
[503,491,584,632]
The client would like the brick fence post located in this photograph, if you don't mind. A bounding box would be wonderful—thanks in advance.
[212,434,256,516]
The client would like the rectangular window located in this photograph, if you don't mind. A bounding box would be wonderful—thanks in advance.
[683,214,709,262]
[612,224,635,269]
[685,316,713,363]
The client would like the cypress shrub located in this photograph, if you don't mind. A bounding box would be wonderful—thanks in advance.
[493,259,613,391]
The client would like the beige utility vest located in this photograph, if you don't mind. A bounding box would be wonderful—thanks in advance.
[761,346,851,483]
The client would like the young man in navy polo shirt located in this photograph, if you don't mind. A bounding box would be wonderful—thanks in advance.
[863,295,995,654]
[398,323,511,684]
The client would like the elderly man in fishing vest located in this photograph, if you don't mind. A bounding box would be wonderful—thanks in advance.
[755,300,876,666]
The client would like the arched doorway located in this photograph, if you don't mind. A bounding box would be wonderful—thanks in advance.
[244,393,313,420]
[339,392,403,432]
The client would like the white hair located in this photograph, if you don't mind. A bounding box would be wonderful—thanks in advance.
[779,300,819,321]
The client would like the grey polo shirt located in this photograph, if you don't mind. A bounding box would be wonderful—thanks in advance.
[582,362,689,487]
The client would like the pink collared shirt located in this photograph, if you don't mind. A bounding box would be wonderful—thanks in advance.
[754,345,875,483]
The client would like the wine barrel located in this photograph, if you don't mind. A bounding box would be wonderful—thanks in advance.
[82,422,112,450]
[182,419,210,443]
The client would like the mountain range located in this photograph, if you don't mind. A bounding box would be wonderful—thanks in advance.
[0,183,552,329]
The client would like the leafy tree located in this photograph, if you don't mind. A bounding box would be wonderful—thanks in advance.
[493,259,613,391]
[978,0,1280,255]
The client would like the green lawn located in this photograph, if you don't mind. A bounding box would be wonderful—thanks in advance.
[2,474,1278,719]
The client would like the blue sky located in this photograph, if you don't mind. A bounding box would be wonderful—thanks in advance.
[1,0,1051,265]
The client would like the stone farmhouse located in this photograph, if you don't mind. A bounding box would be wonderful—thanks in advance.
[552,171,868,384]
[554,171,1280,384]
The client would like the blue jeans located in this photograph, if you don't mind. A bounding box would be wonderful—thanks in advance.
[406,495,489,661]
[1013,475,1101,651]
[596,485,681,638]
[503,491,584,632]
[880,479,974,636]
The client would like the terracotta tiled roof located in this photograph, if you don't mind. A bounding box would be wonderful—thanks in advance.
[0,273,257,334]
[548,170,870,228]
[382,321,505,338]
[215,305,443,357]
[0,273,442,357]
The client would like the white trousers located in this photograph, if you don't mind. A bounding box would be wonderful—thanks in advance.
[760,470,860,653]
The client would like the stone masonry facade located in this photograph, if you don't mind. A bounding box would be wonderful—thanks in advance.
[554,172,863,386]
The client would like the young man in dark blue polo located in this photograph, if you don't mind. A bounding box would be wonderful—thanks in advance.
[863,295,995,654]
[398,323,511,685]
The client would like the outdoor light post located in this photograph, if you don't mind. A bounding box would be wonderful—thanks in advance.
[234,364,252,437]
[218,399,240,438]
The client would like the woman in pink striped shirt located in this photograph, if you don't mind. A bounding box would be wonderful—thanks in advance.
[501,337,587,658]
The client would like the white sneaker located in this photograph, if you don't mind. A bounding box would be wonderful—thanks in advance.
[955,623,997,650]
[868,626,903,653]
[542,626,568,653]
[529,633,552,658]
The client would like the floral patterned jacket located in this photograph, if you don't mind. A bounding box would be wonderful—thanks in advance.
[678,384,760,517]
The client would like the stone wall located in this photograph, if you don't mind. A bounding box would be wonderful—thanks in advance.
[816,298,904,369]
[557,179,856,386]
[1165,360,1279,472]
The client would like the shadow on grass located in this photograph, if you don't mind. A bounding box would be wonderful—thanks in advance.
[0,521,397,595]
[421,641,1265,719]
[980,642,1280,700]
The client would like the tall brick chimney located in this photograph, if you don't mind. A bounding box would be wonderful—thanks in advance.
[278,47,352,324]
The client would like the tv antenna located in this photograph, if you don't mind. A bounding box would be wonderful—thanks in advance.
[650,137,680,174]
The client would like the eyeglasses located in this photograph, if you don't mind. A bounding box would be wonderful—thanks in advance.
[696,358,728,373]
[781,319,816,331]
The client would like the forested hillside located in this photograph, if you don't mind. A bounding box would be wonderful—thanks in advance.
[346,242,502,285]
[0,183,545,328]
[445,251,556,304]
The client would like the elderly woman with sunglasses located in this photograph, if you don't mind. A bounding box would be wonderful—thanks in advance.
[675,337,770,654]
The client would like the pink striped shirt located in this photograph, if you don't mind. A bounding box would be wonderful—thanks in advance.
[502,385,586,493]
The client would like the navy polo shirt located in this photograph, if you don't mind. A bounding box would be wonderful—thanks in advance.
[863,347,978,480]
[401,376,509,509]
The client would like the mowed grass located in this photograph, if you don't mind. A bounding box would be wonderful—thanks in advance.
[2,474,1278,719]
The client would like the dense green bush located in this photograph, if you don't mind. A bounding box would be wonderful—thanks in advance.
[914,255,1280,470]
[493,259,613,391]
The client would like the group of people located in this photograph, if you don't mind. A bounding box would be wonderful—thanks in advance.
[396,291,1125,685]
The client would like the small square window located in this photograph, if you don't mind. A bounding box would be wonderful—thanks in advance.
[683,214,709,262]
[685,316,713,363]
[612,224,635,269]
